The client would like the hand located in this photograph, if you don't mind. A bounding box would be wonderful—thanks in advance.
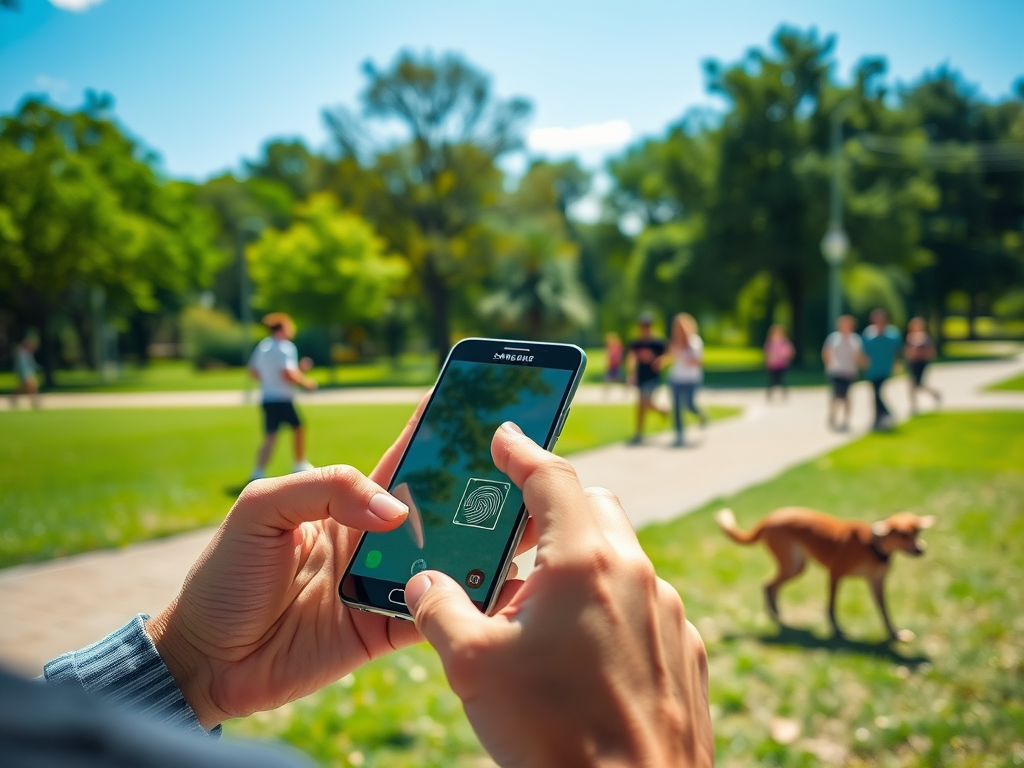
[146,396,431,729]
[406,423,713,768]
[304,378,319,392]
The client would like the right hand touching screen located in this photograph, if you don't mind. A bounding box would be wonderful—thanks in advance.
[405,422,714,768]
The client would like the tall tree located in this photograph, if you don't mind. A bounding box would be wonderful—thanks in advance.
[0,95,223,383]
[324,50,531,365]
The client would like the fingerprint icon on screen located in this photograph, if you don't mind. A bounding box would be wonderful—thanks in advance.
[453,478,512,531]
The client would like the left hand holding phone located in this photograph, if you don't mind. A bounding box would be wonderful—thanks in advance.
[145,394,433,730]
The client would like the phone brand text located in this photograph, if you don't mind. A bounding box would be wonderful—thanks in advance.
[493,352,535,363]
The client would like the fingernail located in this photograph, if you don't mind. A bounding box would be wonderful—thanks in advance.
[502,421,524,435]
[368,493,409,521]
[405,572,432,611]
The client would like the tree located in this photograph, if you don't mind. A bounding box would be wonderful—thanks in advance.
[900,69,1024,343]
[0,95,223,383]
[324,50,532,365]
[246,193,407,351]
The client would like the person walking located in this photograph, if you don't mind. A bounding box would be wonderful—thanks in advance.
[663,313,709,447]
[603,331,625,394]
[763,324,795,402]
[11,335,41,409]
[821,314,864,431]
[626,312,667,445]
[248,312,318,481]
[862,308,903,431]
[904,316,942,414]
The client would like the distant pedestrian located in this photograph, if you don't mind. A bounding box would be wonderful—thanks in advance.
[904,316,941,414]
[764,324,795,401]
[862,308,903,431]
[10,336,41,409]
[821,314,864,431]
[248,313,318,481]
[663,313,709,447]
[626,312,667,445]
[603,332,625,386]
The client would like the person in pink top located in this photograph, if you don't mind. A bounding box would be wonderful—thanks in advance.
[764,324,796,402]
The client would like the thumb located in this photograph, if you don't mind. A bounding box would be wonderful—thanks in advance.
[405,571,493,687]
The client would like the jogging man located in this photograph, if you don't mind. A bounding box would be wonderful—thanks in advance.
[248,313,317,481]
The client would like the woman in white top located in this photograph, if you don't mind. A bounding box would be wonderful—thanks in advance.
[662,313,709,446]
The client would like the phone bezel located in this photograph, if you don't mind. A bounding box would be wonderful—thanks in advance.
[338,337,587,620]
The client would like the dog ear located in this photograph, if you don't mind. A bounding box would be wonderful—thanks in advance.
[916,515,936,530]
[871,520,891,537]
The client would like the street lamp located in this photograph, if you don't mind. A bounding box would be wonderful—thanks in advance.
[237,216,264,396]
[821,99,855,331]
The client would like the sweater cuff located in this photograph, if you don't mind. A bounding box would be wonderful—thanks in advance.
[43,614,214,736]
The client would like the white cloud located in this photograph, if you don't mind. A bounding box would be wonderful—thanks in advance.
[49,0,105,12]
[34,74,70,94]
[527,119,632,154]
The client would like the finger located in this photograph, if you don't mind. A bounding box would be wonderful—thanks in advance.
[491,577,526,613]
[233,464,409,535]
[369,388,433,487]
[513,517,538,557]
[583,487,642,554]
[490,422,599,552]
[405,571,496,680]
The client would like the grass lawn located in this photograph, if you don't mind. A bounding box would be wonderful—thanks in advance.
[987,372,1024,392]
[0,402,736,568]
[228,412,1024,766]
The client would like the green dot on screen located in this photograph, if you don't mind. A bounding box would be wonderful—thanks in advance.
[364,550,382,569]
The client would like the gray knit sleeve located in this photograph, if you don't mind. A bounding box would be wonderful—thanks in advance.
[43,613,212,736]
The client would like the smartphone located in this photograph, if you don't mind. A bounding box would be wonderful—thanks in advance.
[339,338,587,620]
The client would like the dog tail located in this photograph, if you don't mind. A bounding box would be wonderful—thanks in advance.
[714,508,761,544]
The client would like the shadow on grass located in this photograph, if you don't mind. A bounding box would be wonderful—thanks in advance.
[224,484,248,498]
[724,624,931,667]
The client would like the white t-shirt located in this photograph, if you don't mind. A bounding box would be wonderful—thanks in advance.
[249,337,299,402]
[668,335,704,384]
[823,332,862,378]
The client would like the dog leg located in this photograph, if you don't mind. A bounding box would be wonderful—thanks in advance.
[869,576,912,642]
[764,541,804,625]
[828,573,844,637]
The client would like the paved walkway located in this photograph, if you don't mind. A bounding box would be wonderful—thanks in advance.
[1,357,1021,674]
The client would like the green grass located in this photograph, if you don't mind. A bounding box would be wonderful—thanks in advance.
[227,412,1024,766]
[0,402,736,568]
[987,372,1024,392]
[0,356,440,394]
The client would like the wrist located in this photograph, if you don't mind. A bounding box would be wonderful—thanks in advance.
[146,605,223,730]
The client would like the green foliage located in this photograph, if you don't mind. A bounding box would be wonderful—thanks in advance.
[0,96,224,379]
[180,305,252,368]
[247,193,407,332]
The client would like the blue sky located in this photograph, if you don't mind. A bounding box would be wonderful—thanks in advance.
[2,0,1021,181]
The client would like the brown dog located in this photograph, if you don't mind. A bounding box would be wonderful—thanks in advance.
[715,507,934,641]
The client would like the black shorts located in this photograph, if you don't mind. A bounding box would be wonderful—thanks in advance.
[767,367,787,388]
[830,376,854,399]
[262,401,301,433]
[908,361,928,387]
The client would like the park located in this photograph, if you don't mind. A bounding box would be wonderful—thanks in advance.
[2,2,1024,766]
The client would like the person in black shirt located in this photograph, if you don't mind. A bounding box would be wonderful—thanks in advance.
[626,312,668,445]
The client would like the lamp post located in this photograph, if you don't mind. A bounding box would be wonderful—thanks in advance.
[820,99,854,331]
[237,216,264,396]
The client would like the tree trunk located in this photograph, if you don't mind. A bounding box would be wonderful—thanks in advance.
[31,301,56,388]
[780,271,804,366]
[131,313,152,367]
[967,292,978,341]
[422,254,451,369]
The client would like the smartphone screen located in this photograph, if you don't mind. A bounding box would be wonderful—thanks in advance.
[340,339,585,618]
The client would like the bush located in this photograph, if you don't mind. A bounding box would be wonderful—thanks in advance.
[180,306,251,368]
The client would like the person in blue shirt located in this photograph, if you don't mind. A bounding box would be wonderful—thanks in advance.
[0,404,714,768]
[861,308,903,430]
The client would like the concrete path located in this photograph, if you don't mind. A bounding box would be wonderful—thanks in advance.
[1,357,1021,674]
